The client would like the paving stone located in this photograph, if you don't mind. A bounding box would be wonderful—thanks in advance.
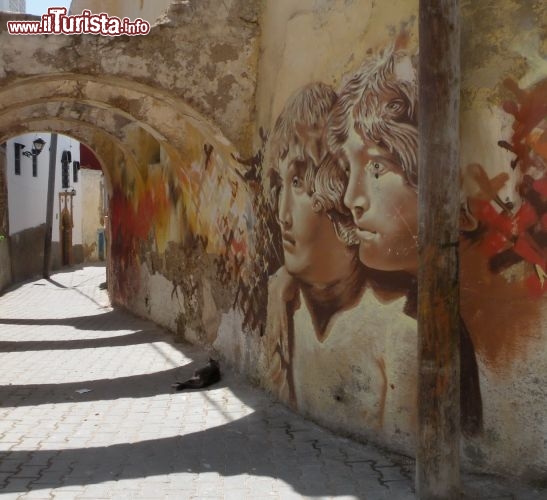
[20,490,54,499]
[3,478,31,493]
[0,493,23,500]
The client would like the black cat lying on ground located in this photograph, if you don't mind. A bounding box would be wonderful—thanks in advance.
[172,358,221,390]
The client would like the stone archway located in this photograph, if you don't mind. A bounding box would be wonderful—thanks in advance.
[0,2,261,310]
[0,1,260,153]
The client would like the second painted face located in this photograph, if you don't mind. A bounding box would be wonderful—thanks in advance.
[342,127,418,274]
[276,151,356,285]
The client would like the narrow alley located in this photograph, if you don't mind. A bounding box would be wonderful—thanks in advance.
[0,266,542,499]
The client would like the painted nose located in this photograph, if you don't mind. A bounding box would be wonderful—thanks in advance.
[344,167,369,223]
[278,189,292,228]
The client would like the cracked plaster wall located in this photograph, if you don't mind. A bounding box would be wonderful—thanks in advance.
[0,0,261,154]
[459,0,547,480]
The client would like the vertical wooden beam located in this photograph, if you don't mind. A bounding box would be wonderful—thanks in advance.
[43,133,58,279]
[417,1,461,498]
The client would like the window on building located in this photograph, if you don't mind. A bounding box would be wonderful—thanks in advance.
[62,162,69,189]
[73,161,80,183]
[14,143,23,175]
[61,150,71,189]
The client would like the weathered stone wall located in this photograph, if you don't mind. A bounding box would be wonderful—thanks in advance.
[0,0,261,155]
[458,0,547,480]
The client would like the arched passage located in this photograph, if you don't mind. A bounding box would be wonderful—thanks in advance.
[0,67,257,317]
[0,5,266,386]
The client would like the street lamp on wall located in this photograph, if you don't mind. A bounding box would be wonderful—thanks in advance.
[22,137,46,158]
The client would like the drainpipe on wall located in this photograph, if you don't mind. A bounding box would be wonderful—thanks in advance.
[43,133,58,279]
[417,1,461,498]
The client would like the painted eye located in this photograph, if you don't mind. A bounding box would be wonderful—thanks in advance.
[292,175,303,188]
[370,161,386,179]
[387,98,406,114]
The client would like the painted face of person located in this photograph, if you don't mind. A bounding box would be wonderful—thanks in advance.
[276,151,356,285]
[342,127,418,274]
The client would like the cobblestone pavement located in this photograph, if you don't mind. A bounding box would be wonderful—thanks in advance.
[0,265,544,499]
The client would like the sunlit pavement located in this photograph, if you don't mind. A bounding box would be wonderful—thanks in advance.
[0,265,543,499]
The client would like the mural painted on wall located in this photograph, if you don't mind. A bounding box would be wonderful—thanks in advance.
[257,45,482,442]
[106,117,270,342]
[216,130,283,334]
[109,164,172,303]
[100,40,489,448]
[461,76,547,369]
[72,0,545,476]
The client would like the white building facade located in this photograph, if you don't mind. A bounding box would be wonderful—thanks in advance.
[5,133,87,281]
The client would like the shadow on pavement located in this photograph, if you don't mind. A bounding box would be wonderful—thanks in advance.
[0,310,155,332]
[0,361,220,408]
[0,409,407,498]
[0,329,166,352]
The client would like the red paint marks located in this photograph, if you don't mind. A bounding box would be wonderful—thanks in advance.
[478,229,511,257]
[469,197,542,264]
[461,77,547,370]
[395,29,411,51]
[109,175,172,304]
[513,232,546,269]
[466,77,547,288]
[109,187,140,303]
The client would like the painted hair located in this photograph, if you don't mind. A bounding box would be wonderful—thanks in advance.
[326,46,418,189]
[266,82,358,246]
[312,155,359,246]
[266,81,336,188]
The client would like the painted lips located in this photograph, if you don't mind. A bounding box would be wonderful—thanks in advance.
[356,228,378,241]
[282,232,296,250]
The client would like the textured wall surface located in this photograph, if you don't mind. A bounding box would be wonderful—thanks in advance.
[0,0,261,154]
[459,0,547,478]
